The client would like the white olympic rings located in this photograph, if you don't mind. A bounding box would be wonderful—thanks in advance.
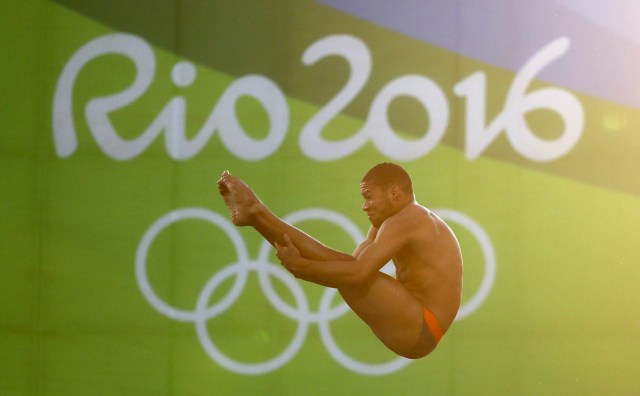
[135,207,496,375]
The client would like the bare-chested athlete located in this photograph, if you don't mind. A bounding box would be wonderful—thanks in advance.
[217,162,463,359]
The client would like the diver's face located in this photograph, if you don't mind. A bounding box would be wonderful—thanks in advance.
[360,182,393,228]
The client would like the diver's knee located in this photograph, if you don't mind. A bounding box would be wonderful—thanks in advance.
[397,337,437,359]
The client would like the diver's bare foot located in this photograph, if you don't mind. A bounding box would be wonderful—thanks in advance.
[217,171,261,226]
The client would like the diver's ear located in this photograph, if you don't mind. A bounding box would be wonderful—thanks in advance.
[389,184,400,200]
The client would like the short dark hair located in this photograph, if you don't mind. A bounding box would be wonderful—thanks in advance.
[361,162,413,194]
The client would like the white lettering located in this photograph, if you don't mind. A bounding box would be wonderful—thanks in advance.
[209,75,289,161]
[299,36,448,161]
[367,74,448,160]
[53,33,583,162]
[454,37,584,162]
[299,35,371,161]
[54,33,288,161]
[53,33,155,158]
[504,37,584,162]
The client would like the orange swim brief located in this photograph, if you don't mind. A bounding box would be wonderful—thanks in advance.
[423,307,444,344]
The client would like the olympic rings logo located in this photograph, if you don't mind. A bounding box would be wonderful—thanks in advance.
[135,207,496,376]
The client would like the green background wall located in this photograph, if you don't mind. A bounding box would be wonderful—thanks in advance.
[2,1,639,394]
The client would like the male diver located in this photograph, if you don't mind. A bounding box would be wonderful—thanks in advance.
[217,163,463,358]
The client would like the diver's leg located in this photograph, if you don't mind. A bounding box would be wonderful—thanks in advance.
[338,272,438,359]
